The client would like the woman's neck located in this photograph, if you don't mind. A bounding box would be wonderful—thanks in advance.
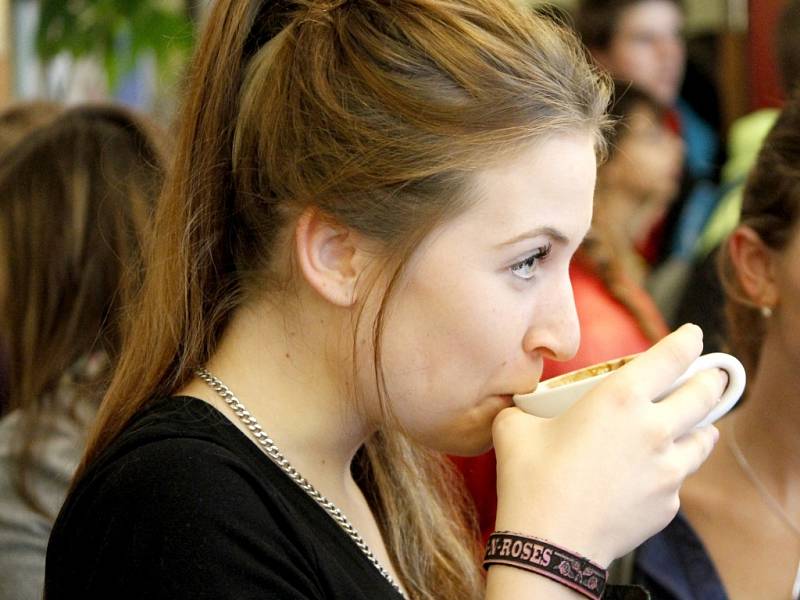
[178,296,374,504]
[729,334,800,485]
[679,332,800,600]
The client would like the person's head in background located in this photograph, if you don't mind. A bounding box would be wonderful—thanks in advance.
[580,81,683,340]
[720,91,800,381]
[0,101,62,154]
[0,101,62,414]
[0,104,166,513]
[594,81,684,247]
[576,0,686,107]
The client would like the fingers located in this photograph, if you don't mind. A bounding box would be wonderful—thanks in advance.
[593,323,703,406]
[655,368,728,438]
[670,425,720,477]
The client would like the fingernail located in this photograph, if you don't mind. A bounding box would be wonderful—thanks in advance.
[683,323,703,339]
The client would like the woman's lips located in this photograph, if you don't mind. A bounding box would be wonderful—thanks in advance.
[497,394,515,406]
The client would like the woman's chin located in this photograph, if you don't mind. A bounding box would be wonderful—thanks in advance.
[439,435,495,457]
[427,396,514,456]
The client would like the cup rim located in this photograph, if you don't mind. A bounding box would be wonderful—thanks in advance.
[537,353,640,391]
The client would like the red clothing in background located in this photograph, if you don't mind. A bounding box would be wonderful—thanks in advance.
[452,259,669,542]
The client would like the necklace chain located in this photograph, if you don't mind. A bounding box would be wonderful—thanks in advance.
[195,368,408,599]
[727,421,800,599]
[727,422,800,537]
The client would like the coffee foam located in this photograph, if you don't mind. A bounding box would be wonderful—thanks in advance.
[543,355,637,389]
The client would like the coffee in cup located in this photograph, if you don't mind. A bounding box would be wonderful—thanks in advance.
[513,352,745,428]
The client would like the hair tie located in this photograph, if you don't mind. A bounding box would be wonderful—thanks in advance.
[242,0,296,61]
[243,0,354,61]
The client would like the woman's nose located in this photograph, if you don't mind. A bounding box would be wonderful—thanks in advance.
[521,276,580,362]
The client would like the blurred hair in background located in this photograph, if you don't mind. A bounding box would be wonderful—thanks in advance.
[0,103,167,600]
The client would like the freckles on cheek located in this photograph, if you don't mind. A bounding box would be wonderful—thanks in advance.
[402,265,521,376]
[453,311,520,380]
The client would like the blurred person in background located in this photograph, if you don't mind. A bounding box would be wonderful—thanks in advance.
[588,82,684,293]
[0,105,166,600]
[576,0,686,110]
[629,90,800,600]
[0,102,63,414]
[675,0,800,353]
[455,81,684,543]
[575,0,722,301]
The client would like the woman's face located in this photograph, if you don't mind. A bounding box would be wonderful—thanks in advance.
[600,0,686,106]
[374,134,596,456]
[609,102,684,205]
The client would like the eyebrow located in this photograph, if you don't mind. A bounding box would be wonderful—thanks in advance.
[495,226,570,248]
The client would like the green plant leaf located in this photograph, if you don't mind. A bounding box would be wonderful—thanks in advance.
[35,0,195,91]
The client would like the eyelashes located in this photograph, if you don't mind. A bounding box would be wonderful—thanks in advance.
[509,243,553,280]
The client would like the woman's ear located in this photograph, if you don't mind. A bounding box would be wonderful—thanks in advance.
[294,207,372,307]
[727,225,779,308]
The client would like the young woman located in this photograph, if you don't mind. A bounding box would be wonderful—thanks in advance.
[0,105,166,600]
[45,2,725,599]
[632,92,800,599]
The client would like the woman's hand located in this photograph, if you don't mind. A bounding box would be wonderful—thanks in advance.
[492,323,723,567]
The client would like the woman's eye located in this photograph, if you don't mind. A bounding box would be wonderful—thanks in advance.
[509,244,552,280]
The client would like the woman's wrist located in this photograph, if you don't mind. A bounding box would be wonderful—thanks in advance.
[494,499,611,568]
[483,531,608,600]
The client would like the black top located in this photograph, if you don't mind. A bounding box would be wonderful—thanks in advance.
[44,397,404,599]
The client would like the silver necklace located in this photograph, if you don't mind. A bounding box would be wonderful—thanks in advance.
[727,421,800,599]
[196,368,408,599]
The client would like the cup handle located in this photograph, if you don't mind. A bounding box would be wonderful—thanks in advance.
[676,352,746,428]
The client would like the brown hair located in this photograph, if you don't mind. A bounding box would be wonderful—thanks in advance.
[718,92,800,377]
[0,104,166,515]
[81,1,610,597]
[531,3,575,30]
[0,101,62,154]
[575,0,684,51]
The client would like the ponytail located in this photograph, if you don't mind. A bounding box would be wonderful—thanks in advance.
[79,0,261,470]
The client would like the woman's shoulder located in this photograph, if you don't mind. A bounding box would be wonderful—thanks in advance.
[45,396,403,600]
[68,396,283,509]
[46,397,320,597]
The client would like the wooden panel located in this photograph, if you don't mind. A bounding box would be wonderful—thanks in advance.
[719,31,750,130]
[749,0,787,108]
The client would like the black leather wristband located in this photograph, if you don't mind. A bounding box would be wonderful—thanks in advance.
[483,531,607,600]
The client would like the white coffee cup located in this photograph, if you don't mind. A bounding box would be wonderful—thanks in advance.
[513,352,746,428]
